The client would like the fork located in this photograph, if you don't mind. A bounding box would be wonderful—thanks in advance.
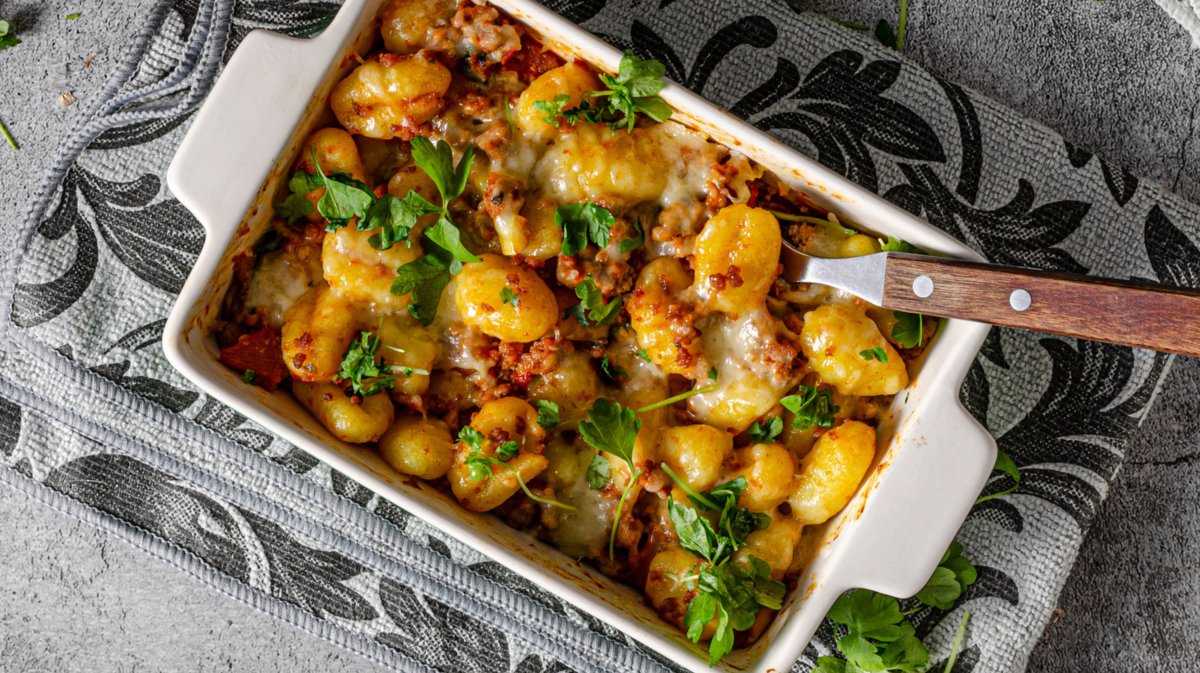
[780,240,1200,357]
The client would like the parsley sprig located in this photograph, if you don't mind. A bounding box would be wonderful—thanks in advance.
[662,480,783,664]
[569,276,623,328]
[747,417,783,444]
[556,203,614,255]
[535,51,672,133]
[578,385,719,557]
[812,542,978,673]
[780,385,839,431]
[859,346,888,363]
[457,426,575,511]
[388,138,482,324]
[0,19,19,50]
[336,327,427,397]
[975,448,1021,503]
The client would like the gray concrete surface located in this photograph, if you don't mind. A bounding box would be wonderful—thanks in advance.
[1,1,1198,672]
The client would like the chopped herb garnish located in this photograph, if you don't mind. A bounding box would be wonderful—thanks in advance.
[500,285,520,307]
[860,346,889,363]
[458,425,575,510]
[536,52,672,133]
[535,399,560,429]
[619,218,645,254]
[274,171,319,223]
[600,355,627,383]
[555,203,615,256]
[568,276,622,328]
[892,311,924,349]
[578,384,722,558]
[309,149,374,231]
[336,327,425,397]
[707,366,719,381]
[65,12,82,20]
[586,453,611,489]
[635,348,651,363]
[664,485,782,664]
[747,417,783,444]
[241,370,257,385]
[391,241,455,325]
[780,385,839,431]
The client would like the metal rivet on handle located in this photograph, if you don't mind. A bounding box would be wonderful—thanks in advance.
[1010,288,1032,311]
[912,275,934,298]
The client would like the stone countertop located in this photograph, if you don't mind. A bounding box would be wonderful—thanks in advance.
[1,1,1198,671]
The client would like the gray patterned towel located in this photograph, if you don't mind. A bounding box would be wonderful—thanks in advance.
[3,1,1197,672]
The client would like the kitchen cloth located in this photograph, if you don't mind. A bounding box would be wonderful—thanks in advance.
[3,1,1197,672]
[1155,0,1200,47]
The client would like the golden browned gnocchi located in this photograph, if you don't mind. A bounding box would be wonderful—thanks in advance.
[222,4,933,661]
[453,254,558,342]
[693,204,782,314]
[331,55,451,139]
[789,420,877,525]
[801,303,908,396]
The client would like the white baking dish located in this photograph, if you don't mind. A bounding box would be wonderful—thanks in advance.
[163,1,997,670]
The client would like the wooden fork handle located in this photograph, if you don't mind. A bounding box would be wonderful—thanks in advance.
[881,254,1200,357]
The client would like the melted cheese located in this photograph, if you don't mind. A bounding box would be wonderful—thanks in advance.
[244,249,322,328]
[688,308,795,431]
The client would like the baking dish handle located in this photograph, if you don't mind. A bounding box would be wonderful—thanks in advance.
[832,386,997,599]
[166,27,341,239]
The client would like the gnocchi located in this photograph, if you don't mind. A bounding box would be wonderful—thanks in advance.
[801,303,908,396]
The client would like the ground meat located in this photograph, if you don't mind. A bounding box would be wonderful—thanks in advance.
[495,336,565,387]
[500,31,562,83]
[705,160,738,213]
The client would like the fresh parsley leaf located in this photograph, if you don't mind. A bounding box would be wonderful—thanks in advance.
[274,171,319,223]
[668,496,718,562]
[241,370,256,384]
[812,656,851,673]
[535,399,560,429]
[916,542,977,610]
[780,385,839,431]
[362,190,440,250]
[425,214,482,264]
[707,366,719,381]
[309,149,374,231]
[337,329,400,397]
[409,136,474,206]
[747,417,783,444]
[569,277,622,327]
[880,236,917,253]
[458,425,574,510]
[828,589,905,642]
[599,355,627,383]
[879,623,929,672]
[976,449,1021,503]
[495,440,520,462]
[500,286,520,307]
[65,12,82,20]
[533,94,571,126]
[540,51,673,134]
[586,453,611,489]
[860,346,889,362]
[555,203,615,255]
[635,348,651,362]
[391,242,454,325]
[0,19,20,50]
[839,632,886,671]
[892,311,924,349]
[684,591,716,642]
[579,398,641,465]
[619,218,645,254]
[708,604,734,665]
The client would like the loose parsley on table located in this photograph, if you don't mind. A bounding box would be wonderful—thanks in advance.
[975,448,1021,503]
[780,385,839,431]
[812,542,978,673]
[535,51,672,133]
[0,20,21,150]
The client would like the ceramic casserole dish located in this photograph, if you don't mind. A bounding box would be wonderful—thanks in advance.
[163,1,997,670]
